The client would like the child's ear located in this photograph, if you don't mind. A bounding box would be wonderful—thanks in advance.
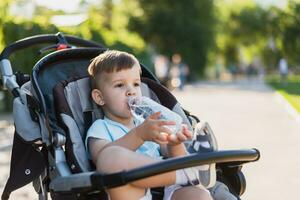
[91,89,105,106]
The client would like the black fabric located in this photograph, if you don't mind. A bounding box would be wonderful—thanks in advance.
[83,111,93,140]
[51,190,108,200]
[216,163,246,197]
[26,94,41,123]
[1,132,46,200]
[53,78,76,123]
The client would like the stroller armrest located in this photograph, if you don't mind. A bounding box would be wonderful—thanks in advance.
[50,148,259,193]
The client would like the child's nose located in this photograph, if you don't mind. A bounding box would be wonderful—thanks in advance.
[126,87,136,96]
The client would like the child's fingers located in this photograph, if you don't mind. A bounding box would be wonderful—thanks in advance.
[154,132,169,144]
[182,124,193,139]
[176,132,187,141]
[154,139,169,145]
[157,120,176,126]
[167,134,179,143]
[159,126,173,135]
[148,111,161,119]
[183,130,193,139]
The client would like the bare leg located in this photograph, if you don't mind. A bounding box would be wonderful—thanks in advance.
[96,146,177,200]
[171,186,213,200]
[108,184,148,200]
[96,146,176,188]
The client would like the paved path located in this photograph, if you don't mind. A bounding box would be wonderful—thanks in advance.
[1,79,299,199]
[173,79,300,200]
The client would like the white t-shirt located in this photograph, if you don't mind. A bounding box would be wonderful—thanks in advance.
[85,116,161,159]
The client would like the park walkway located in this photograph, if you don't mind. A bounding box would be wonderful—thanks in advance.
[173,78,300,200]
[1,78,299,199]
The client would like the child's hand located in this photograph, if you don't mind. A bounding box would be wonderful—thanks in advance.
[136,112,176,145]
[167,124,193,146]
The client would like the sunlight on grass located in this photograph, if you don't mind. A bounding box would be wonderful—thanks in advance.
[266,75,300,113]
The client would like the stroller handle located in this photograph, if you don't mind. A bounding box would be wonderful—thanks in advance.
[0,33,103,60]
[0,33,104,92]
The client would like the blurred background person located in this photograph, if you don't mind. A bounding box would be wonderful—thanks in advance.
[278,57,289,86]
[214,56,223,82]
[170,53,189,90]
[154,54,170,87]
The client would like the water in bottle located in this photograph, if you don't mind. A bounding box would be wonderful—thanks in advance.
[128,96,182,134]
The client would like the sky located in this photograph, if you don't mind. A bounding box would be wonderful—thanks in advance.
[34,0,97,13]
[34,0,80,12]
[34,0,288,13]
[255,0,288,9]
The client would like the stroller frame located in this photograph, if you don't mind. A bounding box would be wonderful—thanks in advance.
[0,33,259,200]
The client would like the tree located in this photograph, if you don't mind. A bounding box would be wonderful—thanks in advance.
[221,4,283,69]
[281,1,300,66]
[128,0,216,76]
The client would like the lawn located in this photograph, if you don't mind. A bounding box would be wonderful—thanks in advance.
[266,75,300,113]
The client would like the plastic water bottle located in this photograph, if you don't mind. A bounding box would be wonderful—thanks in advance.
[128,96,183,134]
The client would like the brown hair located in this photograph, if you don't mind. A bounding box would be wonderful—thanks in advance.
[88,50,140,88]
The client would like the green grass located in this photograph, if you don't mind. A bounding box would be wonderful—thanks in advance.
[266,75,300,113]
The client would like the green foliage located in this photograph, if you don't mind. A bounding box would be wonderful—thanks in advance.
[128,0,216,76]
[1,19,59,73]
[78,4,152,69]
[281,2,300,65]
[0,0,12,19]
[0,19,59,111]
[215,1,300,71]
[0,1,152,73]
[266,75,300,112]
[218,4,286,69]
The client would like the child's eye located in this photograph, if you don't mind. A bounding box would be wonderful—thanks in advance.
[134,82,140,87]
[115,83,124,88]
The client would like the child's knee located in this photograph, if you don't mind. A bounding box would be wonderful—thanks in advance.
[171,186,213,200]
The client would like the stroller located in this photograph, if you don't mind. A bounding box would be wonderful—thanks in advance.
[0,33,259,200]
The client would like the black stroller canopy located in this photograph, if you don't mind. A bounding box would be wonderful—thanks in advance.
[32,48,106,114]
[31,47,158,115]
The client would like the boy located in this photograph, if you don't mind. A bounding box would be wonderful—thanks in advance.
[85,50,213,200]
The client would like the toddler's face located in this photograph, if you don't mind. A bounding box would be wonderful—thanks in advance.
[98,64,142,121]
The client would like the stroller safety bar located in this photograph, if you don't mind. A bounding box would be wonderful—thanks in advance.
[0,33,103,60]
[0,59,19,94]
[50,149,259,192]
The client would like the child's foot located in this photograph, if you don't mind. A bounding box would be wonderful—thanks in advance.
[187,121,218,188]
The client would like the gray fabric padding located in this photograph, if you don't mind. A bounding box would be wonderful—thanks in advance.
[172,103,192,130]
[22,81,50,145]
[141,82,160,103]
[172,103,194,147]
[64,78,92,135]
[13,94,41,142]
[60,113,91,172]
[12,82,49,143]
